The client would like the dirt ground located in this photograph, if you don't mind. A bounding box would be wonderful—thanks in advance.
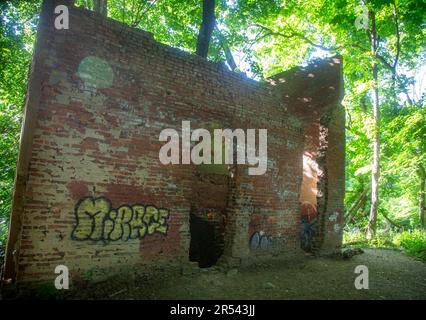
[78,248,426,300]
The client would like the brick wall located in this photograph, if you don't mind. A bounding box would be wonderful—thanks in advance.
[2,1,344,288]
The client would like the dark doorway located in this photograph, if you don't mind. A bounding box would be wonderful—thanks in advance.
[189,211,224,268]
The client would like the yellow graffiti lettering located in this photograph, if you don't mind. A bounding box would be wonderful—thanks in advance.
[72,197,111,241]
[107,205,133,241]
[157,209,170,234]
[103,214,115,239]
[72,196,170,242]
[144,205,160,235]
[130,205,147,239]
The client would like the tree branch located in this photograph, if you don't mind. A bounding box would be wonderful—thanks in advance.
[131,0,157,28]
[392,0,401,70]
[252,18,414,105]
[252,23,334,52]
[215,26,237,71]
[381,211,404,230]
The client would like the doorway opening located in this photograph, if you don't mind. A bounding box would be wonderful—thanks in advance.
[189,210,225,268]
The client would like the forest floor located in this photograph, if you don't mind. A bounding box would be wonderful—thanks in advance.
[74,248,426,300]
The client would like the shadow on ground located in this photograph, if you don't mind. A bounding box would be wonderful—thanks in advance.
[72,248,426,300]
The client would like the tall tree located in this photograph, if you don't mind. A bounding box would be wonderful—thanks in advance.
[366,9,380,240]
[196,0,216,58]
[93,0,107,17]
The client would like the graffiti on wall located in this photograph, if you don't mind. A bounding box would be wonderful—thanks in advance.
[249,231,273,250]
[71,196,169,241]
[328,210,343,234]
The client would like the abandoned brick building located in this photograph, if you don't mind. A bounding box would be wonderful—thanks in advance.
[2,1,345,288]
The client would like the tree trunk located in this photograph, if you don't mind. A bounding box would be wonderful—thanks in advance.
[349,194,368,225]
[344,188,368,227]
[215,26,237,71]
[196,0,216,58]
[94,0,107,17]
[419,164,425,228]
[381,211,403,230]
[102,0,107,16]
[367,10,380,240]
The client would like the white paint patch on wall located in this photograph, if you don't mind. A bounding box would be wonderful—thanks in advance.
[78,56,114,90]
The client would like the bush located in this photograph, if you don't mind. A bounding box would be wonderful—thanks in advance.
[343,228,368,246]
[367,230,397,248]
[344,229,426,261]
[393,230,426,261]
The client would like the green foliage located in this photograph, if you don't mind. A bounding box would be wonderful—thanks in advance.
[343,228,368,245]
[344,229,426,261]
[344,229,396,248]
[75,0,205,57]
[0,1,40,256]
[393,229,426,260]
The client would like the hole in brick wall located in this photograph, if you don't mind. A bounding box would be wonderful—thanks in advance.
[189,211,224,268]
